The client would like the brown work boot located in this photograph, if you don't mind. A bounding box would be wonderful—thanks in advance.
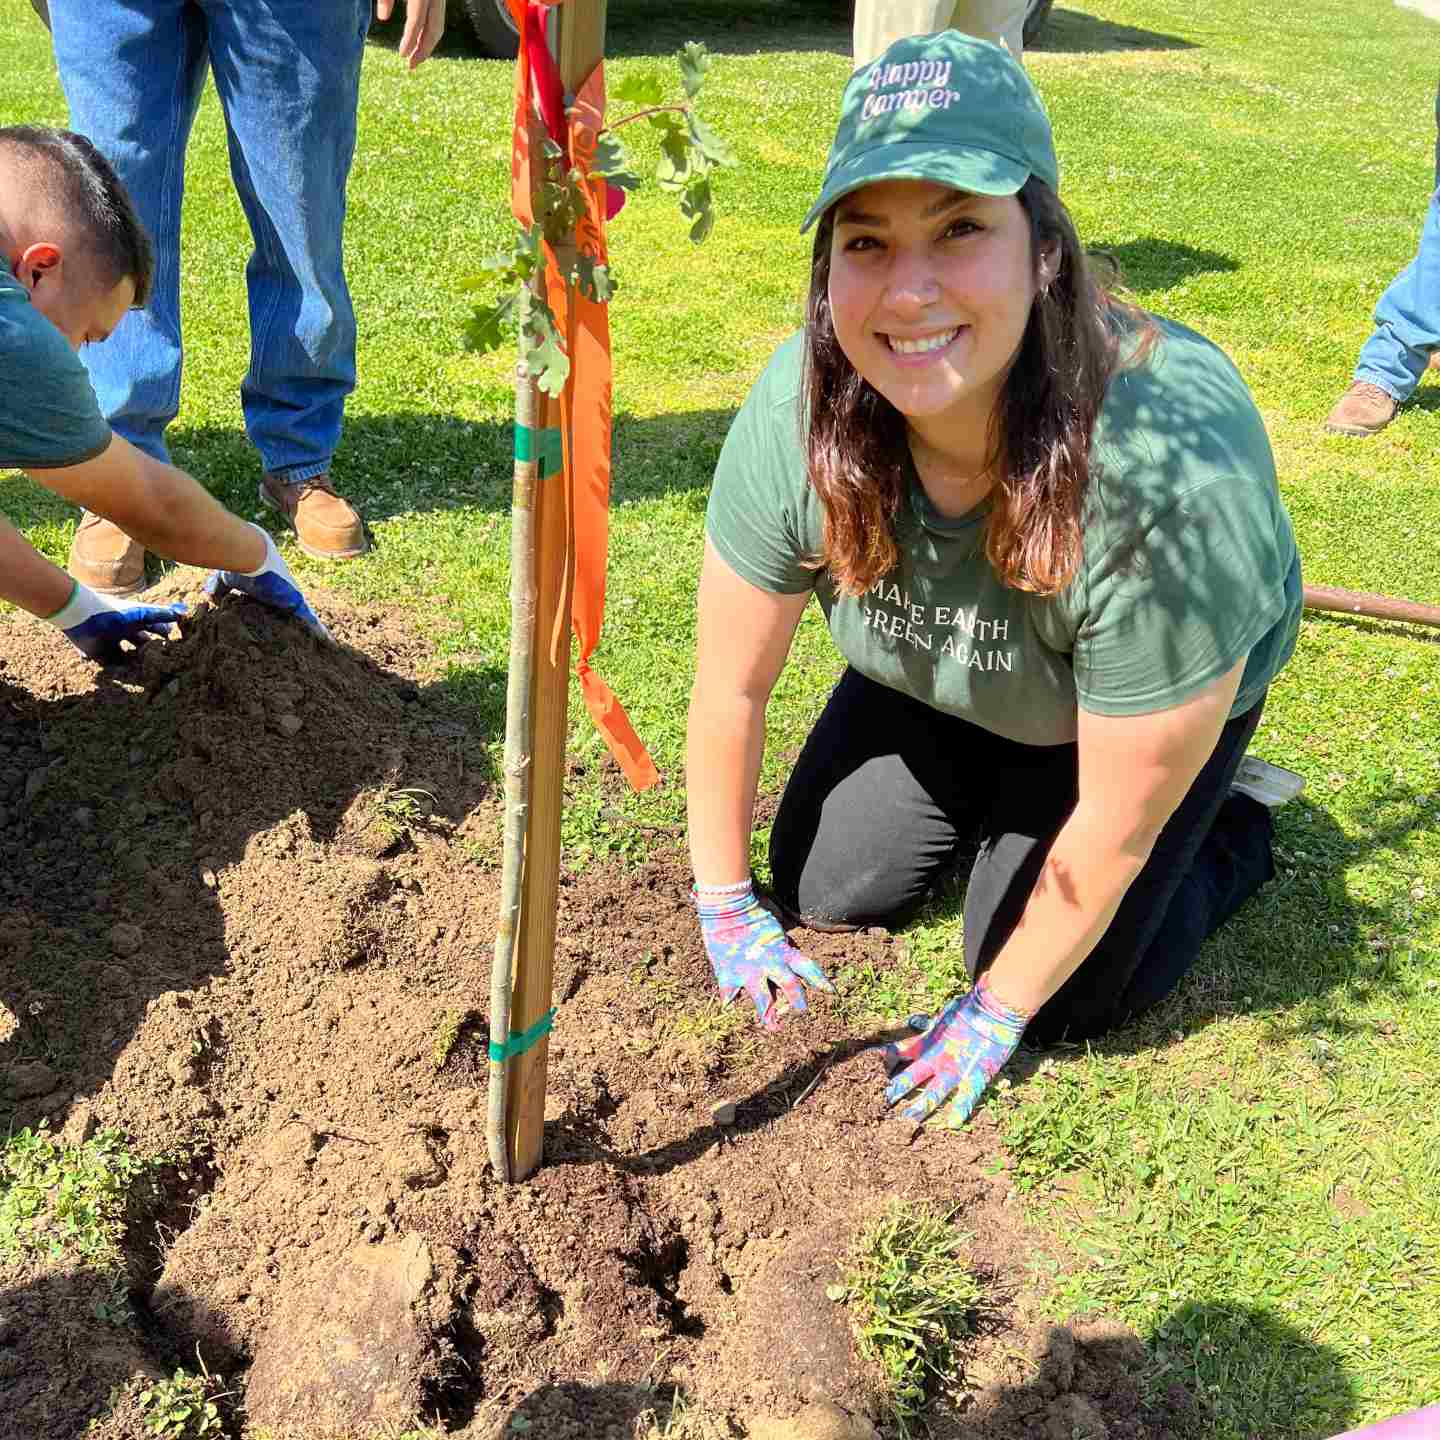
[1323,381,1398,437]
[259,472,367,561]
[67,512,147,596]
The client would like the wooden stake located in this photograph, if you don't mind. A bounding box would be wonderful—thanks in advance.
[504,0,609,1184]
[1304,583,1440,631]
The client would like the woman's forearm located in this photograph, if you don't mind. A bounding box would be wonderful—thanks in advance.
[981,801,1155,1015]
[686,687,768,884]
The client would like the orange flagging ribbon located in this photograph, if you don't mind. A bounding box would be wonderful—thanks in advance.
[506,0,659,792]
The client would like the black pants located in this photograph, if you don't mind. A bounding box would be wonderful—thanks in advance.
[769,669,1275,1044]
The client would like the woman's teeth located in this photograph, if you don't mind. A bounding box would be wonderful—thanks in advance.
[887,328,959,355]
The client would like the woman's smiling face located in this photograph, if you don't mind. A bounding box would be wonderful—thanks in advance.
[827,178,1041,432]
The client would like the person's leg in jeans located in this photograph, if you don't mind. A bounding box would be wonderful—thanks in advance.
[768,669,998,927]
[1350,188,1440,406]
[203,0,370,559]
[50,0,208,464]
[1326,88,1440,435]
[50,0,210,593]
[963,700,1273,1044]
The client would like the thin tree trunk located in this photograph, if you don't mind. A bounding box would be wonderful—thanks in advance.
[487,280,546,1185]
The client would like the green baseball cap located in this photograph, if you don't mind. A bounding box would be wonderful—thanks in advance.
[801,30,1059,233]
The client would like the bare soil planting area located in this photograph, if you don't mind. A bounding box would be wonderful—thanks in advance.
[0,583,1198,1439]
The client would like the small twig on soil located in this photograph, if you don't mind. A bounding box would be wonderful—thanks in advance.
[789,1063,829,1110]
[282,1115,374,1146]
[599,806,683,835]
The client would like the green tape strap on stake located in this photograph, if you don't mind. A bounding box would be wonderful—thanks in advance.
[489,1007,556,1064]
[514,423,563,477]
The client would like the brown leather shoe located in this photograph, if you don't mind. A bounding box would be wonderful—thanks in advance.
[67,512,147,596]
[1323,381,1398,437]
[259,472,367,561]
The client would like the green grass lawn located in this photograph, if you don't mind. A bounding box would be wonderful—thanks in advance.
[3,0,1439,1435]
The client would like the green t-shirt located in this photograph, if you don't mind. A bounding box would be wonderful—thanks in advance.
[707,319,1301,747]
[0,263,112,472]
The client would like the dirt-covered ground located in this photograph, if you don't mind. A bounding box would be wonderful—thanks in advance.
[0,580,1201,1440]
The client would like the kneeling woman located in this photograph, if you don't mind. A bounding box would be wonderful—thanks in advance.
[685,31,1302,1127]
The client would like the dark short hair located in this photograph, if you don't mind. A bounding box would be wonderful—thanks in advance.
[0,124,153,308]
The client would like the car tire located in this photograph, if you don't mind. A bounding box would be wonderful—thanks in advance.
[459,0,520,58]
[1022,0,1054,46]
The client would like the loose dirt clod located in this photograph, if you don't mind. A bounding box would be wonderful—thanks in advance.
[0,580,1194,1440]
[109,922,143,957]
[244,1233,461,1435]
[748,1400,881,1439]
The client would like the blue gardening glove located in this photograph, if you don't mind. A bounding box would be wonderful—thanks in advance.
[204,523,331,643]
[882,977,1030,1127]
[695,885,834,1032]
[46,580,186,662]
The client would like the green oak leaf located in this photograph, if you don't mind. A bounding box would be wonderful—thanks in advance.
[518,290,571,395]
[592,131,642,191]
[680,175,714,244]
[526,325,571,396]
[461,290,517,353]
[510,225,542,282]
[686,111,737,169]
[652,113,694,192]
[678,41,710,99]
[571,256,616,303]
[610,71,664,107]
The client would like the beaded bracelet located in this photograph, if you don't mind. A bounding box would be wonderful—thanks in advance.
[693,878,751,895]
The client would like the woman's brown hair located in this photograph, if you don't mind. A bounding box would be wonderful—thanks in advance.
[801,176,1142,597]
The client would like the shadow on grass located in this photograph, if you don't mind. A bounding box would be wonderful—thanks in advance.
[1093,237,1240,290]
[1300,607,1440,649]
[1032,6,1197,53]
[371,0,851,62]
[925,1301,1354,1439]
[0,404,735,545]
[1398,383,1440,418]
[1102,779,1433,1055]
[1145,1301,1356,1440]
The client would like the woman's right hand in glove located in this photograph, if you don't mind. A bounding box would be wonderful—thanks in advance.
[694,884,834,1032]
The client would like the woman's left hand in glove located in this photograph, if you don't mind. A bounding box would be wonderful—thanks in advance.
[882,977,1031,1127]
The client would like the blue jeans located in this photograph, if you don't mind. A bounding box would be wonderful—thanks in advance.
[49,0,371,481]
[1353,86,1440,405]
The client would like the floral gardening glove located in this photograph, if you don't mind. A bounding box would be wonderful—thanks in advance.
[882,977,1030,1127]
[46,581,186,662]
[204,523,331,643]
[695,885,834,1032]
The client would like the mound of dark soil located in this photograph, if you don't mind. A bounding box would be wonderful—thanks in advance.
[0,579,1198,1440]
